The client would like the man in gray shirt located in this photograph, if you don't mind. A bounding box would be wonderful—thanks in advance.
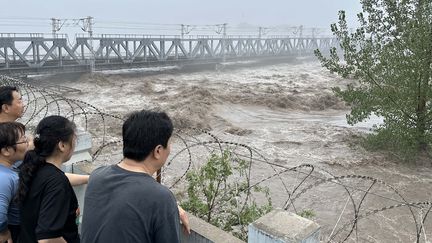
[81,110,181,243]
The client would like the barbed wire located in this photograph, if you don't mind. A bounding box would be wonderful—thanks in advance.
[0,74,430,242]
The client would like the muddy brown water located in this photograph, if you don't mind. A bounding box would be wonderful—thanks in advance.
[26,59,432,242]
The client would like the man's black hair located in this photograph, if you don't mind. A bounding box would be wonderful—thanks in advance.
[122,110,173,161]
[0,86,19,113]
[0,122,25,151]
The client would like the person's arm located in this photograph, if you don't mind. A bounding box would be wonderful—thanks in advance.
[65,173,89,186]
[178,205,190,234]
[0,228,12,243]
[38,237,67,243]
[26,134,34,150]
[0,179,13,242]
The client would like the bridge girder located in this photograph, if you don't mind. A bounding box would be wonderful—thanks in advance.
[0,34,338,73]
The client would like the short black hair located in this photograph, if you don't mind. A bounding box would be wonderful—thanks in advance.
[122,110,173,161]
[0,86,18,113]
[0,122,25,151]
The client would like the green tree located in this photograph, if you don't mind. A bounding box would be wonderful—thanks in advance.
[180,151,272,240]
[315,0,432,155]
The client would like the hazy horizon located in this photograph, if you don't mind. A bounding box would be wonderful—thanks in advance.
[0,0,362,36]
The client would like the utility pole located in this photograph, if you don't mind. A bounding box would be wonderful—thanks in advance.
[258,27,270,38]
[51,18,62,63]
[298,25,304,55]
[299,25,303,38]
[181,24,195,38]
[83,16,95,73]
[258,27,268,55]
[49,16,95,71]
[51,18,61,36]
[222,23,227,62]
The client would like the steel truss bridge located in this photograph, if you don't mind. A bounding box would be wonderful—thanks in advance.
[0,33,338,75]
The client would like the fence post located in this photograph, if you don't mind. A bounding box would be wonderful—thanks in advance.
[248,209,320,243]
[62,131,92,231]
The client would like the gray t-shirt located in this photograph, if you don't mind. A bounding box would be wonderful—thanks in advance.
[81,164,180,243]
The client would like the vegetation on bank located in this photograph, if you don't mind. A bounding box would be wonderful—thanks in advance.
[180,151,272,240]
[315,0,432,160]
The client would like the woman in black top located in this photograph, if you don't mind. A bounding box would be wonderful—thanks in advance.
[16,116,80,243]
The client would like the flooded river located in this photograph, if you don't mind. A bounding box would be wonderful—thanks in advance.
[27,58,432,242]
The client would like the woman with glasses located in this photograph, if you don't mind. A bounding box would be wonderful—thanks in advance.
[17,116,80,243]
[0,122,29,243]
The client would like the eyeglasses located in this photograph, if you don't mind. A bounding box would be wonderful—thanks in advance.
[14,135,28,145]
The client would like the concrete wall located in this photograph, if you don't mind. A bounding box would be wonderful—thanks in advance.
[180,213,244,243]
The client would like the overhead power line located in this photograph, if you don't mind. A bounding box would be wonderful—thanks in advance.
[0,17,333,37]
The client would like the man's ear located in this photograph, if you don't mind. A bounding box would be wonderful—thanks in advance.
[1,104,9,113]
[153,145,163,160]
[1,147,11,157]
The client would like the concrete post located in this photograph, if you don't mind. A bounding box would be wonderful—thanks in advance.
[63,131,92,167]
[61,130,92,230]
[248,209,320,243]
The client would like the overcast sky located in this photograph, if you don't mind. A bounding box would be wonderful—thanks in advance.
[0,0,362,36]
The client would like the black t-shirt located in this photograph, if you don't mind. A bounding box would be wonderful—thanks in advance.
[81,165,180,243]
[19,163,80,243]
